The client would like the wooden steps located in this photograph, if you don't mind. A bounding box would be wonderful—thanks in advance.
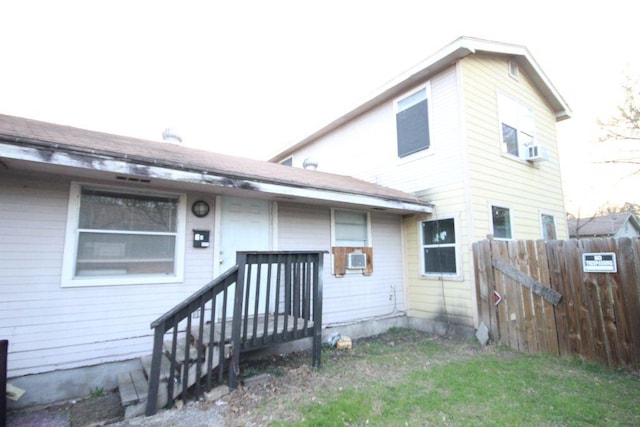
[118,313,313,418]
[117,336,221,419]
[117,364,169,419]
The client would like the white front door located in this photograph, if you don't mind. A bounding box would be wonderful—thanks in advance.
[217,196,272,318]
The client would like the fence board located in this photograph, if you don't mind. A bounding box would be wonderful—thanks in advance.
[535,240,558,355]
[473,240,495,339]
[510,241,529,352]
[491,240,508,345]
[473,237,640,371]
[616,238,640,366]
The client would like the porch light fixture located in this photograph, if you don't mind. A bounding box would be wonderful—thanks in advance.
[191,200,210,217]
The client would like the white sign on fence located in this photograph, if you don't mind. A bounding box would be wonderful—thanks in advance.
[582,253,617,273]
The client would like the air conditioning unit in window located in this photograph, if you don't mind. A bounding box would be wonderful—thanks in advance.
[346,252,367,269]
[525,145,548,162]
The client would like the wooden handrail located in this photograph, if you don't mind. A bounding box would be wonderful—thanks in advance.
[146,251,324,416]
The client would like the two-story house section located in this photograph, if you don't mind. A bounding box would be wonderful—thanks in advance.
[270,36,571,332]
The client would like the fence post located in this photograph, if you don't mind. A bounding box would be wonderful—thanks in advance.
[1,340,7,427]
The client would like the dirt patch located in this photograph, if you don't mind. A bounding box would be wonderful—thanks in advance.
[70,392,124,426]
[7,391,124,427]
[216,329,482,426]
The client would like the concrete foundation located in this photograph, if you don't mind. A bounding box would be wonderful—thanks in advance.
[7,358,141,410]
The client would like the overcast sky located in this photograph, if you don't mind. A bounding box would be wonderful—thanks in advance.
[1,1,639,215]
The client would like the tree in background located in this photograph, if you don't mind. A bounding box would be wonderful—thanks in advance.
[567,202,640,238]
[598,73,640,168]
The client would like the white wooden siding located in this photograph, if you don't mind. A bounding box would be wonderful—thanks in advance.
[287,67,463,196]
[277,203,405,325]
[0,172,217,377]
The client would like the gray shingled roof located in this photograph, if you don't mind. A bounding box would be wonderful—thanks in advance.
[0,113,431,210]
[568,213,640,237]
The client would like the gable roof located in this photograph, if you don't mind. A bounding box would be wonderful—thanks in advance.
[270,36,572,162]
[0,113,432,213]
[568,213,640,237]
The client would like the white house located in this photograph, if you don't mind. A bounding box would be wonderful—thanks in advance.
[0,113,431,408]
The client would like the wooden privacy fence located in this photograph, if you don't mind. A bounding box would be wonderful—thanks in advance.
[473,237,640,370]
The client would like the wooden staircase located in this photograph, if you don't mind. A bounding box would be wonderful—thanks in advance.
[116,251,325,418]
[117,328,227,419]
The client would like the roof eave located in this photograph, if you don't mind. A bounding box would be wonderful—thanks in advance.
[1,140,433,214]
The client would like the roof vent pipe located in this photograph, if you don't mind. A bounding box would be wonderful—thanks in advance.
[303,158,318,170]
[162,128,183,144]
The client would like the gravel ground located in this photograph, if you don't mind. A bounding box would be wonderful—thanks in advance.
[106,402,224,427]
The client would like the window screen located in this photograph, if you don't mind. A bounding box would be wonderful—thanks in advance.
[75,188,179,277]
[397,89,430,158]
[334,210,368,247]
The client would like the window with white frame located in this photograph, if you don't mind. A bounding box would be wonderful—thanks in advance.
[498,92,535,159]
[491,205,512,239]
[62,183,185,286]
[333,209,370,247]
[421,218,457,275]
[396,87,430,158]
[541,213,557,240]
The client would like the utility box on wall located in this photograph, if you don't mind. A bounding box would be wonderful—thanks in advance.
[193,230,210,248]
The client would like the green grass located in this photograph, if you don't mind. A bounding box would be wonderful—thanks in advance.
[274,329,640,426]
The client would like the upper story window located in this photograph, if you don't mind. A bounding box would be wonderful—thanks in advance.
[332,209,370,247]
[280,157,293,167]
[541,213,557,240]
[491,205,513,239]
[421,218,457,275]
[508,60,519,80]
[396,86,430,158]
[498,92,535,159]
[62,183,186,287]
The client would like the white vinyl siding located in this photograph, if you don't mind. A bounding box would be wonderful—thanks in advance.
[278,203,404,325]
[0,173,215,377]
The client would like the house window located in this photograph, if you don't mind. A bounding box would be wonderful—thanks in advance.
[396,87,430,158]
[492,205,512,239]
[333,209,370,247]
[280,157,293,167]
[498,93,535,159]
[421,218,457,275]
[508,60,519,80]
[541,214,557,240]
[62,183,186,286]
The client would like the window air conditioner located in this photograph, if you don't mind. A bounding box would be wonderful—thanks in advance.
[525,145,548,162]
[346,252,367,269]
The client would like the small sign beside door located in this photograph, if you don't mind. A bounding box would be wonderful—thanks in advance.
[582,253,617,273]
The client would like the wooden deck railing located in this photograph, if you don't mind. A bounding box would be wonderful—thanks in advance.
[145,251,324,416]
